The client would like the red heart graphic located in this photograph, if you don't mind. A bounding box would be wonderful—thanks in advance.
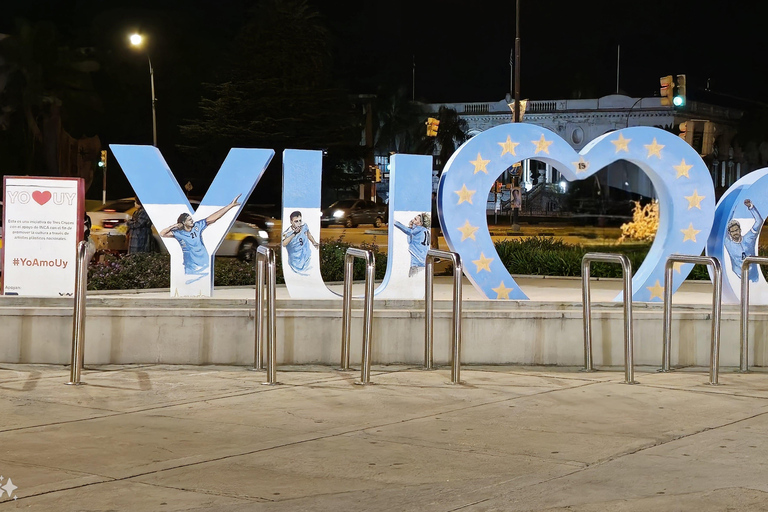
[32,190,52,205]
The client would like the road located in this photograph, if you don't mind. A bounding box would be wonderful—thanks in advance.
[272,222,626,253]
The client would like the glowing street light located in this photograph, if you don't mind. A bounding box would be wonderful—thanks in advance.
[129,33,157,147]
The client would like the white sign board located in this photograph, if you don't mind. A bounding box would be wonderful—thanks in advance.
[2,177,84,297]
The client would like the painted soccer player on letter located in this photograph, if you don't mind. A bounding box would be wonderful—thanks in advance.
[395,213,430,277]
[282,210,319,276]
[160,195,241,283]
[725,199,764,281]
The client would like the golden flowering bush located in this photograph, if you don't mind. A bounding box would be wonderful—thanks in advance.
[619,201,659,242]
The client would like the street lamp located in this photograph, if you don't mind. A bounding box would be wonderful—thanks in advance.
[129,33,157,147]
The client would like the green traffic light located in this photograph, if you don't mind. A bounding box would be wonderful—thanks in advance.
[673,95,684,107]
[98,162,105,167]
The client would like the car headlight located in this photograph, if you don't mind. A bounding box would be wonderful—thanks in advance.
[333,210,345,218]
[258,230,269,239]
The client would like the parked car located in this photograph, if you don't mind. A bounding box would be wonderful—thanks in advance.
[321,199,387,228]
[87,198,276,260]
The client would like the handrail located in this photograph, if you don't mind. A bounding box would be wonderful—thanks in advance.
[253,246,278,385]
[425,249,463,384]
[662,254,722,385]
[739,256,768,372]
[67,241,89,385]
[341,247,375,385]
[581,252,636,384]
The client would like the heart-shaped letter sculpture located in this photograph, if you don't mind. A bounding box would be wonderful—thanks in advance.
[438,124,715,302]
[706,167,768,304]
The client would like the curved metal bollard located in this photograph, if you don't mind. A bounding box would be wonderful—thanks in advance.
[341,248,375,385]
[739,256,768,373]
[581,252,635,384]
[253,246,278,385]
[425,249,463,384]
[67,241,89,386]
[662,254,722,385]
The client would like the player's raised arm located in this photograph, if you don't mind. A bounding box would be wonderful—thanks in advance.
[160,222,182,238]
[205,194,242,225]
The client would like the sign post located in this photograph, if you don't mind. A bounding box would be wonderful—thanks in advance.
[2,177,84,297]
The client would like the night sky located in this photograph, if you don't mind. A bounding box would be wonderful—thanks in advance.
[3,0,765,103]
[2,0,766,199]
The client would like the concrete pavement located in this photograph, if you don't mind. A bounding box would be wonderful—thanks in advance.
[1,363,768,510]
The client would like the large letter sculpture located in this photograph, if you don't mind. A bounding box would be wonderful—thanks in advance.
[111,145,274,297]
[281,150,432,299]
[707,167,768,304]
[438,124,715,301]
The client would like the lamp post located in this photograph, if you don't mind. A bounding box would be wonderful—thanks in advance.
[129,33,157,147]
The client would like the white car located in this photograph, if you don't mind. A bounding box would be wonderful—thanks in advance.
[87,198,275,260]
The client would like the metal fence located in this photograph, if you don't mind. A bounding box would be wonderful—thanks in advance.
[341,247,375,385]
[67,241,89,386]
[581,252,636,384]
[662,254,722,385]
[253,246,278,385]
[425,249,463,384]
[739,256,768,373]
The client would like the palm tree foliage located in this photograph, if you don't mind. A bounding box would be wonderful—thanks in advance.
[415,105,470,174]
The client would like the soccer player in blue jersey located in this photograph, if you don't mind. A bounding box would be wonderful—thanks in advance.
[725,199,763,281]
[281,211,319,276]
[395,213,431,277]
[160,195,241,281]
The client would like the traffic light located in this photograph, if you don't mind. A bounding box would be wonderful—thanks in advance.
[426,117,440,137]
[99,149,107,168]
[374,166,381,183]
[678,121,693,145]
[673,74,686,108]
[660,75,674,106]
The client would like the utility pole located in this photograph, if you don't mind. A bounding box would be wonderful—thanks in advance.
[511,0,522,231]
[616,45,620,94]
[513,0,521,123]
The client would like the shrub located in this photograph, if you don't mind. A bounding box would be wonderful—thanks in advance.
[88,239,388,291]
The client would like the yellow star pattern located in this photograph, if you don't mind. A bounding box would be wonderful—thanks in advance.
[532,134,553,154]
[457,220,479,241]
[572,156,590,173]
[470,153,491,174]
[684,190,705,210]
[647,280,664,301]
[673,262,685,273]
[454,184,476,205]
[681,223,701,242]
[611,133,631,153]
[498,135,520,157]
[492,281,513,299]
[673,159,693,179]
[472,252,494,273]
[644,138,664,158]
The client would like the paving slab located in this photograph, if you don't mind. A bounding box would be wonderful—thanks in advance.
[0,364,766,511]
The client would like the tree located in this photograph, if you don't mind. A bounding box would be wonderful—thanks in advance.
[0,19,102,184]
[178,0,361,179]
[373,86,421,155]
[416,105,470,174]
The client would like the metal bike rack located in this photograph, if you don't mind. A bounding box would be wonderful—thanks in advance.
[341,247,375,385]
[425,249,463,384]
[67,241,89,385]
[662,254,722,385]
[253,246,278,385]
[581,252,636,384]
[739,256,768,373]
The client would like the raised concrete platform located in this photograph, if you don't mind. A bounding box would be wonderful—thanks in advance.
[0,276,766,368]
[2,364,768,510]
